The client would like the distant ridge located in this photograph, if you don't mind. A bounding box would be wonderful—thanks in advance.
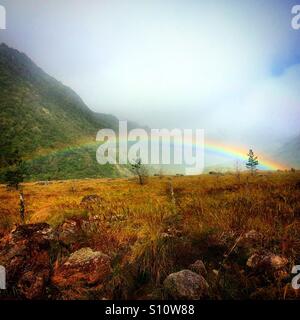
[276,134,300,169]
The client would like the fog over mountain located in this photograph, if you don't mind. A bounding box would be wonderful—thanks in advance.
[1,0,300,167]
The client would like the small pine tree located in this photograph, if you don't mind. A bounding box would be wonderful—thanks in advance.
[246,149,259,175]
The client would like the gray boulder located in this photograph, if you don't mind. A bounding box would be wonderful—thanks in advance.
[164,270,209,300]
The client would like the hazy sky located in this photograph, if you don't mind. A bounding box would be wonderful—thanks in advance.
[1,0,300,151]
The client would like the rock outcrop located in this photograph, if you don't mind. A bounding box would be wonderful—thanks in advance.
[0,223,59,299]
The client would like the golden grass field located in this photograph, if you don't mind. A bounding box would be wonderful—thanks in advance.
[1,172,300,299]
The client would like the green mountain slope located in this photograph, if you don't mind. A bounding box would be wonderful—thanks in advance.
[0,43,120,162]
[0,43,132,180]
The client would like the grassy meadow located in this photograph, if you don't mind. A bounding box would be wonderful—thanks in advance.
[1,171,300,299]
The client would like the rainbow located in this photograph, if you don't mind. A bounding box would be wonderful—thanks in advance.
[116,133,286,171]
[203,140,286,171]
[30,134,287,172]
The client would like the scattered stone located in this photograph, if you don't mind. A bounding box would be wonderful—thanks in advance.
[247,251,288,271]
[188,260,207,277]
[57,216,102,246]
[0,223,59,299]
[163,270,209,300]
[52,247,112,299]
[57,218,83,245]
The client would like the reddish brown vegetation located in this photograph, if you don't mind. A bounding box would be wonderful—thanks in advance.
[0,172,299,300]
